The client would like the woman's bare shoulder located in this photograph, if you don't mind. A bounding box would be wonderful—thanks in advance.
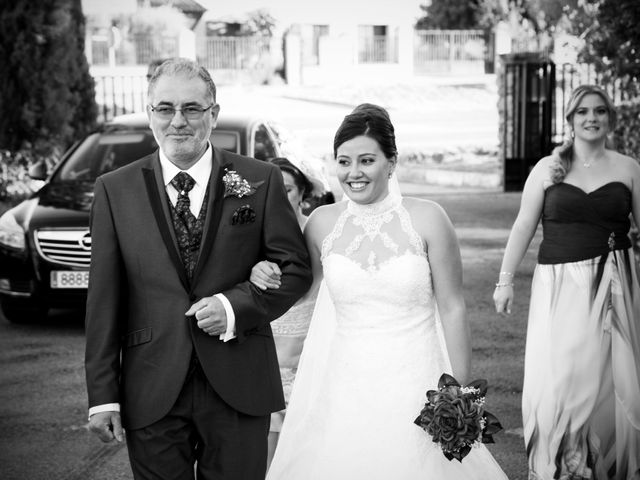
[401,197,453,238]
[401,196,446,217]
[610,150,640,170]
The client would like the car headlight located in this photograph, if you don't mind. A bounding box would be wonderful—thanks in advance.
[0,211,26,250]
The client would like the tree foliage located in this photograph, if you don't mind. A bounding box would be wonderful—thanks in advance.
[243,9,276,37]
[0,0,97,154]
[416,0,483,29]
[584,0,640,81]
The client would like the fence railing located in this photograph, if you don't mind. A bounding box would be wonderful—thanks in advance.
[86,33,179,66]
[358,35,399,64]
[201,36,271,70]
[93,75,147,123]
[414,30,485,74]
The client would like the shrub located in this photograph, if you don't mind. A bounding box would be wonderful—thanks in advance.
[0,147,60,206]
[613,99,640,160]
[612,100,640,256]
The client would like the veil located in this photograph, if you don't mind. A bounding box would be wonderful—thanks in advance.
[266,280,336,476]
[389,170,401,197]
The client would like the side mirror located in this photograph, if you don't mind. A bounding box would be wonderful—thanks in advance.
[28,161,48,181]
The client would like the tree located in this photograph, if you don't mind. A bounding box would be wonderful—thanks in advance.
[584,0,640,81]
[416,0,483,29]
[0,0,97,155]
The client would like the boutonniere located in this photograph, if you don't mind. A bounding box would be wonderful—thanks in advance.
[222,168,264,198]
[231,204,256,225]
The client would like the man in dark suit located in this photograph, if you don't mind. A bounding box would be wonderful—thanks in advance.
[85,58,312,479]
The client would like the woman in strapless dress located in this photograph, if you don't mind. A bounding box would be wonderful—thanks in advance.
[494,85,640,479]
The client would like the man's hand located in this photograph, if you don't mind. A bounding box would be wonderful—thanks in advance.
[185,296,228,336]
[88,411,123,443]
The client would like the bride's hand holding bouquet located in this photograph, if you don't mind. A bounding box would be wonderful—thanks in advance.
[414,373,503,462]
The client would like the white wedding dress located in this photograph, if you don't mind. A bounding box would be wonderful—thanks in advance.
[267,191,508,480]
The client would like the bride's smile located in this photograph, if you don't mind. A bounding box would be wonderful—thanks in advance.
[336,135,395,204]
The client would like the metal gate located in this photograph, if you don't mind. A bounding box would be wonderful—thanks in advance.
[501,53,555,191]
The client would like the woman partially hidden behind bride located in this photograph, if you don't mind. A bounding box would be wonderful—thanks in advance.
[261,104,508,479]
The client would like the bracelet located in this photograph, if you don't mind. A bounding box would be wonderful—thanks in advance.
[495,282,514,288]
[499,271,513,277]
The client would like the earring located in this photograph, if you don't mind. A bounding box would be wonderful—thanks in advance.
[388,171,393,179]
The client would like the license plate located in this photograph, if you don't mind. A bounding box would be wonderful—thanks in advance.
[50,271,89,289]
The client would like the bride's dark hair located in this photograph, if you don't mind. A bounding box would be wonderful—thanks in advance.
[333,103,398,159]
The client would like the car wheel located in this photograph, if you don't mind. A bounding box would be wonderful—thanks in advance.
[0,298,48,323]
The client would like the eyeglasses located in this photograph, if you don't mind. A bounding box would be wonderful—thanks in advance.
[149,104,215,121]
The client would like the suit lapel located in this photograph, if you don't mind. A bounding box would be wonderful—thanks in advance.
[142,154,190,291]
[191,147,229,288]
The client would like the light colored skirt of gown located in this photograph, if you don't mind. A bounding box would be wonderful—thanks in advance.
[267,283,508,480]
[523,248,640,479]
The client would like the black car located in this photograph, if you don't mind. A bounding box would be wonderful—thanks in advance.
[0,112,331,323]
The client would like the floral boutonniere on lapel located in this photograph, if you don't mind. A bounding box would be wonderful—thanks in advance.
[222,168,264,198]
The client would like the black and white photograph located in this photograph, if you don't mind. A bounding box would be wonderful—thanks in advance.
[1,1,639,479]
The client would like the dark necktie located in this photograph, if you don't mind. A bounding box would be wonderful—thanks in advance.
[170,172,199,279]
[171,172,197,228]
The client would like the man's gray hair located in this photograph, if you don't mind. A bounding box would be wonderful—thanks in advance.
[147,58,216,103]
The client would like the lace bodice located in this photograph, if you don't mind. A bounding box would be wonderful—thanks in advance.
[321,192,434,336]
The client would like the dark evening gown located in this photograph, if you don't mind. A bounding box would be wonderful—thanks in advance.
[523,181,640,479]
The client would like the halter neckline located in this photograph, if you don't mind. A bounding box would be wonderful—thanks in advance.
[346,190,402,217]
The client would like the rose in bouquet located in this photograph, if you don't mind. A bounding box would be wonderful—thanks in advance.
[414,373,502,462]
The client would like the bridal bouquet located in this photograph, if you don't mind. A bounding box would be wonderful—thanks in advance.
[414,373,502,462]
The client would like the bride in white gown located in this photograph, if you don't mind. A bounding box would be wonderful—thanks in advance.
[265,104,508,479]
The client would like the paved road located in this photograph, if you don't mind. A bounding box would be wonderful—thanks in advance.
[220,79,499,158]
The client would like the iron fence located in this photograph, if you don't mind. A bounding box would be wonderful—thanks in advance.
[358,34,399,64]
[414,30,485,74]
[202,36,271,70]
[93,75,147,123]
[86,33,179,66]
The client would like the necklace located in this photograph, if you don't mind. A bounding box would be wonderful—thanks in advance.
[581,155,604,168]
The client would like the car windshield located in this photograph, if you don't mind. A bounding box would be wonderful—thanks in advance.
[53,129,241,183]
[54,129,157,182]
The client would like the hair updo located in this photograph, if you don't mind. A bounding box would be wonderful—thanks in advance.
[333,103,398,160]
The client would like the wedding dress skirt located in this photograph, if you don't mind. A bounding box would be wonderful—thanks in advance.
[267,192,507,480]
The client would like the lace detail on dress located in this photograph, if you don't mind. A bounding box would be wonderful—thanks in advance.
[397,202,426,256]
[321,191,426,273]
[321,207,349,261]
[270,299,314,336]
[347,211,398,259]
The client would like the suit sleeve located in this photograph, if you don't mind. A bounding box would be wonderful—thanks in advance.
[221,167,313,342]
[85,177,126,408]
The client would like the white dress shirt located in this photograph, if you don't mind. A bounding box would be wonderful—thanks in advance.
[88,144,236,419]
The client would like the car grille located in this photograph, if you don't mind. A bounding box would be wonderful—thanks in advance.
[34,229,91,268]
